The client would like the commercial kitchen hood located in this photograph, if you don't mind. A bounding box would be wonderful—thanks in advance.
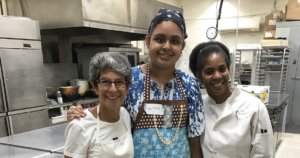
[12,0,182,41]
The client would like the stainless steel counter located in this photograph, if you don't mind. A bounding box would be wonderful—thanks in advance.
[0,144,63,158]
[0,144,49,158]
[53,147,64,154]
[0,123,67,154]
[38,153,64,158]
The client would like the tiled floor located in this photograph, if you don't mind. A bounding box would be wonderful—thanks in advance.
[275,133,300,158]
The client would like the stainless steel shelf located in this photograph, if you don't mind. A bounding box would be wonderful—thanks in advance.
[258,48,290,92]
[265,64,282,66]
[235,47,290,92]
[265,71,282,73]
[261,56,282,58]
[48,97,99,109]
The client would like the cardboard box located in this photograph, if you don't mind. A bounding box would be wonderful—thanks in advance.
[263,30,276,39]
[263,11,285,31]
[286,0,300,20]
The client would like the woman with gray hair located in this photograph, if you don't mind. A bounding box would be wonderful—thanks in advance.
[67,8,205,158]
[64,52,134,158]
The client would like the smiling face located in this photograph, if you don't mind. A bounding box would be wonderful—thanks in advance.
[93,69,128,110]
[145,20,185,69]
[198,53,231,103]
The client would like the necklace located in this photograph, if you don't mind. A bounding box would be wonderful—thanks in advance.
[153,104,184,145]
[145,64,186,145]
[144,64,186,100]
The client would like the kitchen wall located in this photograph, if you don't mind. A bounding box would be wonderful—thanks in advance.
[158,0,289,75]
[2,0,290,73]
[137,0,289,75]
[131,0,181,63]
[158,0,180,6]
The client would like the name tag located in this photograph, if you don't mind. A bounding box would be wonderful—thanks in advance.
[144,104,164,115]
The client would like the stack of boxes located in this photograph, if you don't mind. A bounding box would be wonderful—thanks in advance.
[262,0,300,39]
[261,0,300,46]
[286,0,300,20]
[263,10,285,39]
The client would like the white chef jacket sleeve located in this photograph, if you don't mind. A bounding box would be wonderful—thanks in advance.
[64,121,92,158]
[250,101,275,158]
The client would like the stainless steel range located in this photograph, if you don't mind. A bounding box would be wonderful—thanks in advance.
[0,16,49,136]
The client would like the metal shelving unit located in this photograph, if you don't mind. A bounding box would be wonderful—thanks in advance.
[255,47,290,93]
[252,49,265,85]
[233,45,290,93]
[234,45,262,85]
[234,50,242,84]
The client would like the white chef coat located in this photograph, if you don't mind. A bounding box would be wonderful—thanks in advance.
[201,85,274,158]
[64,107,134,158]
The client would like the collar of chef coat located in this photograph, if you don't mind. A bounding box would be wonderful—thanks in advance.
[205,85,242,127]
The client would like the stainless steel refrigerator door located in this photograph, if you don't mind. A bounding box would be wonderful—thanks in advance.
[8,107,49,134]
[277,22,300,124]
[0,49,47,111]
[288,28,300,124]
[0,114,8,137]
[0,64,5,112]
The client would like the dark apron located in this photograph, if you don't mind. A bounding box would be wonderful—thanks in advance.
[134,66,189,143]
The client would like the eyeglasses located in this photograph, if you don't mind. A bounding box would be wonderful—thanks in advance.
[97,80,126,89]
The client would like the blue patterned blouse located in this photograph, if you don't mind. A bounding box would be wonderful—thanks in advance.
[124,65,205,137]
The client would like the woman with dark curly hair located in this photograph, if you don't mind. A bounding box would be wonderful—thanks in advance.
[189,41,274,158]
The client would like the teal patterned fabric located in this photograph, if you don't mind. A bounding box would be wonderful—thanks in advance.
[133,128,189,158]
[124,65,205,157]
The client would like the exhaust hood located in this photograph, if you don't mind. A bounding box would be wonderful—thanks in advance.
[14,0,182,41]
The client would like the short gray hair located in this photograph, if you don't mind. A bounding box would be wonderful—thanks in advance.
[89,52,132,85]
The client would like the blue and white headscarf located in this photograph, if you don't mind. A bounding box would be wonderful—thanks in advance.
[148,8,188,39]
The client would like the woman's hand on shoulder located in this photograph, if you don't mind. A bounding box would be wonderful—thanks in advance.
[67,104,86,121]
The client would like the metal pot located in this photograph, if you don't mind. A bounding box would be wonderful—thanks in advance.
[46,87,59,99]
[69,79,89,97]
[59,86,79,101]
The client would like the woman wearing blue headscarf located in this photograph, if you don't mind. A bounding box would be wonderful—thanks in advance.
[68,8,205,158]
[125,8,204,158]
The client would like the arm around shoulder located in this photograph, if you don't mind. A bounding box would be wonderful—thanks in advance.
[189,136,203,158]
[67,104,86,121]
